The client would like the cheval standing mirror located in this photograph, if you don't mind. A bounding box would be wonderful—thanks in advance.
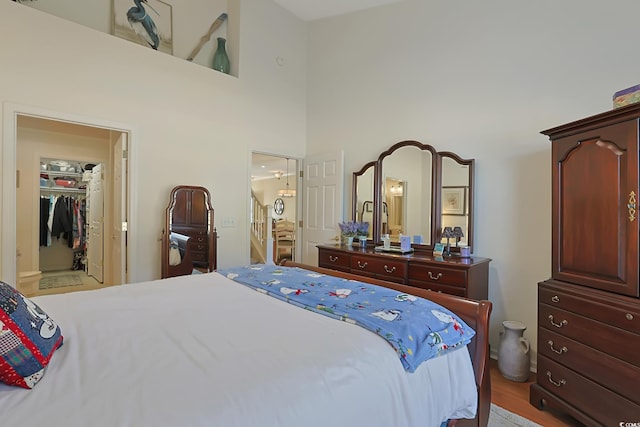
[161,185,217,278]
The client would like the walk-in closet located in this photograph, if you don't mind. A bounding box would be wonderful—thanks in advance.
[39,158,102,290]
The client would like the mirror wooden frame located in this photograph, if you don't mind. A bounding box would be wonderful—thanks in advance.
[352,140,474,253]
[352,160,376,237]
[437,151,474,251]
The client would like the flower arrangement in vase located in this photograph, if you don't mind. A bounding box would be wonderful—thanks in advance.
[355,222,369,239]
[339,221,369,246]
[338,221,357,245]
[356,222,369,248]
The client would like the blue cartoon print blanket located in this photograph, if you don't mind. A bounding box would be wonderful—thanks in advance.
[218,264,475,372]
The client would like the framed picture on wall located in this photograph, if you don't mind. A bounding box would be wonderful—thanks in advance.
[442,186,467,215]
[111,0,173,54]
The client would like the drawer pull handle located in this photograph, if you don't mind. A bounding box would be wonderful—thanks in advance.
[627,313,634,321]
[384,265,396,273]
[546,371,566,387]
[551,295,560,303]
[329,256,338,262]
[428,272,443,280]
[548,315,568,328]
[548,340,568,354]
[357,261,368,269]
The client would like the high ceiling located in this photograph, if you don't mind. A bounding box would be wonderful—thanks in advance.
[252,153,296,182]
[273,0,405,21]
[254,1,405,180]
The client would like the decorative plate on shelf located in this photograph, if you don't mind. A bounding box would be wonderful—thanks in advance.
[274,198,284,215]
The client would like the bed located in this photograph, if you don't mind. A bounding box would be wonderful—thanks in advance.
[0,262,491,427]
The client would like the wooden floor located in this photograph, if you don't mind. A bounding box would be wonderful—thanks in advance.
[490,359,583,426]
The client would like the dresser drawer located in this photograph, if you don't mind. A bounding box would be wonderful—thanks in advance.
[539,282,640,335]
[318,249,351,272]
[350,255,407,282]
[190,234,207,244]
[537,356,640,424]
[190,251,208,263]
[538,304,640,367]
[539,328,640,405]
[408,264,466,288]
[407,280,466,297]
[187,241,207,251]
[187,241,208,261]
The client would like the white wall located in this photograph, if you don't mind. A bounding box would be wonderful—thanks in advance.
[305,0,640,365]
[0,0,308,282]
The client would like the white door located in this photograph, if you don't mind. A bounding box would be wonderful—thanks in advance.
[87,164,104,283]
[301,151,344,265]
[112,134,128,285]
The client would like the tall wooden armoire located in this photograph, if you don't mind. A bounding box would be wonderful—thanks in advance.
[530,104,640,425]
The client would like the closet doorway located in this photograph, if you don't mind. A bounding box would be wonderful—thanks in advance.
[11,114,130,296]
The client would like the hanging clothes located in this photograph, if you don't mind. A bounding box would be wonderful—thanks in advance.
[40,194,86,249]
[51,195,72,242]
[39,197,50,247]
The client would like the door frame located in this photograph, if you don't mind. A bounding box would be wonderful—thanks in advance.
[1,102,138,286]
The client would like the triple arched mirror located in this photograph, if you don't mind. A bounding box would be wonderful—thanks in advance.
[352,141,474,253]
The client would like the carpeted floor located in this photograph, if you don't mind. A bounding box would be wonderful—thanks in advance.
[39,274,84,290]
[489,404,543,427]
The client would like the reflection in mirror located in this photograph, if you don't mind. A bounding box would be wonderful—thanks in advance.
[440,155,473,250]
[384,177,406,242]
[379,143,434,245]
[352,162,375,238]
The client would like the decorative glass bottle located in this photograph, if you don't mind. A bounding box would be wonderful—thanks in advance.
[212,37,230,74]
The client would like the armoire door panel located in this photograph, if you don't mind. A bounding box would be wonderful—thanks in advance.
[171,191,189,226]
[552,119,639,297]
[189,190,209,228]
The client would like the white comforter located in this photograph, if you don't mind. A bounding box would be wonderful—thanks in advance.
[0,272,477,427]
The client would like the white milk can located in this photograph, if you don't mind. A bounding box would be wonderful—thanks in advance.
[497,320,531,382]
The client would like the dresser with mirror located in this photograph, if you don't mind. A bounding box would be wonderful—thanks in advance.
[318,140,490,299]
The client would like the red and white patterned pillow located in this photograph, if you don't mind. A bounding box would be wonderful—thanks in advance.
[0,281,63,388]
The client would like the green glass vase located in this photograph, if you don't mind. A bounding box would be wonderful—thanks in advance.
[212,37,230,74]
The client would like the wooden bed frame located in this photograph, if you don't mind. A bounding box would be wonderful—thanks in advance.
[282,261,492,427]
